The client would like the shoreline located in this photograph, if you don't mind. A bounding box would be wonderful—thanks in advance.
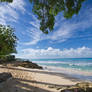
[40,65,92,82]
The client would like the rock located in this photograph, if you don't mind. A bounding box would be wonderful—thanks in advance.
[60,82,92,92]
[0,59,43,69]
[48,85,70,91]
[48,85,57,88]
[13,61,43,69]
[0,73,12,83]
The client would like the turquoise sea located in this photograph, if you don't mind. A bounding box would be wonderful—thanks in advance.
[31,58,92,81]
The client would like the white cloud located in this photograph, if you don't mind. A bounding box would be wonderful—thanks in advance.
[29,15,40,29]
[24,14,43,45]
[24,27,42,45]
[16,46,92,59]
[0,0,26,24]
[9,0,26,12]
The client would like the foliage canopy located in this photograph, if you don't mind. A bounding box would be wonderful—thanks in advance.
[0,0,12,2]
[0,25,17,57]
[30,0,85,34]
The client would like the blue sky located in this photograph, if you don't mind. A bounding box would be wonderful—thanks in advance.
[0,0,92,59]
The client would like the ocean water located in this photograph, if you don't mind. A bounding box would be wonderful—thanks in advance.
[31,58,92,81]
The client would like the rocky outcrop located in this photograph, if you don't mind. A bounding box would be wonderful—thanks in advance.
[60,82,92,92]
[8,60,43,69]
[0,59,43,69]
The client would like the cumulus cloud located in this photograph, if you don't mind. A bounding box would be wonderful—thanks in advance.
[16,47,92,59]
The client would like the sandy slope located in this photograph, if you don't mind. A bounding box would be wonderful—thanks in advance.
[0,66,79,92]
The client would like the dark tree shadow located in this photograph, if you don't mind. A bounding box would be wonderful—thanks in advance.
[1,78,51,92]
[16,78,71,87]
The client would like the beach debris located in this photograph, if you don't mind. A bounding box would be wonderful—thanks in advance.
[60,82,92,92]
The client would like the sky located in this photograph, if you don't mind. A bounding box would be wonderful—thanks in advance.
[0,0,92,59]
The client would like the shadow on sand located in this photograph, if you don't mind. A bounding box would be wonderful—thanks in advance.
[1,78,52,92]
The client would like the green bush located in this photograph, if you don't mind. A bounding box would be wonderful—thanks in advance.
[0,55,15,62]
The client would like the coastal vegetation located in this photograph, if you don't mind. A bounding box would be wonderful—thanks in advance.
[0,25,17,61]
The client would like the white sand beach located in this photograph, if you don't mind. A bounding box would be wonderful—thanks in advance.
[0,65,80,92]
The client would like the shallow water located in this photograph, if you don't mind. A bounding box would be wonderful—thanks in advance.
[32,58,92,81]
